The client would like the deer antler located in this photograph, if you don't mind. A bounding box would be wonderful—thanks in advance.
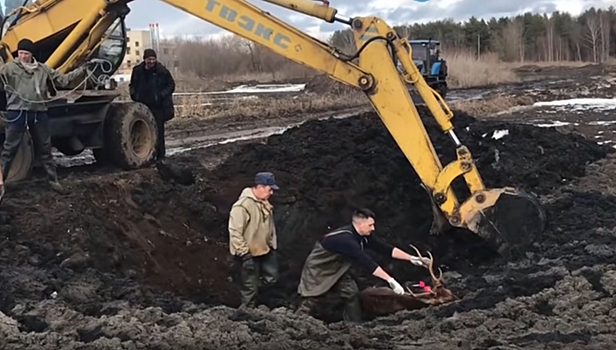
[408,244,424,259]
[425,250,444,287]
[406,244,445,295]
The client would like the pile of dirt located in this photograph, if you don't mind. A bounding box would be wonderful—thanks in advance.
[204,106,611,317]
[211,106,609,240]
[1,104,616,348]
[304,74,360,95]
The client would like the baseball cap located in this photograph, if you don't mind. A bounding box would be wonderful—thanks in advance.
[255,172,279,190]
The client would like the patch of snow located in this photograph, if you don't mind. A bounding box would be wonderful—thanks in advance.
[589,120,616,126]
[534,98,616,107]
[533,98,616,112]
[492,129,509,140]
[533,121,571,128]
[173,84,306,96]
[227,84,306,93]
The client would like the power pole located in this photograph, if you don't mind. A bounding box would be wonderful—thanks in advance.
[477,33,481,60]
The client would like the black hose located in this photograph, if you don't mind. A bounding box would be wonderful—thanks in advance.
[340,35,390,62]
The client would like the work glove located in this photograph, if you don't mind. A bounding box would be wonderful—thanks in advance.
[242,253,255,271]
[410,255,431,268]
[387,277,405,295]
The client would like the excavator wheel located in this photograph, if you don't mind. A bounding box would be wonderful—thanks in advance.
[100,102,158,170]
[0,130,34,183]
[463,188,547,258]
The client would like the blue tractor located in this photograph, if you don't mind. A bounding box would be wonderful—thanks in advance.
[407,39,448,98]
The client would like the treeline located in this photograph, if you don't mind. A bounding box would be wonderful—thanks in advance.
[159,7,616,79]
[331,6,616,62]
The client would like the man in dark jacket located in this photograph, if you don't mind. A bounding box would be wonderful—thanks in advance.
[295,208,432,322]
[129,49,175,160]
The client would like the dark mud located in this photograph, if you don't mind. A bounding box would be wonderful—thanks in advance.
[1,102,616,348]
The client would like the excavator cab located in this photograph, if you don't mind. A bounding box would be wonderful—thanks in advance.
[87,17,128,89]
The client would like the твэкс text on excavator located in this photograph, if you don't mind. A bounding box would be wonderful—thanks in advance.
[0,0,546,256]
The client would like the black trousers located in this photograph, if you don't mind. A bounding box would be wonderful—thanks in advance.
[151,108,168,160]
[233,250,279,308]
[1,110,56,182]
[295,272,362,322]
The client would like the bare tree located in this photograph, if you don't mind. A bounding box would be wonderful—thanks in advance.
[497,19,524,62]
[584,12,601,62]
[599,11,611,62]
[542,15,555,61]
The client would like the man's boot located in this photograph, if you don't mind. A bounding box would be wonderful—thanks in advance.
[45,164,66,194]
[294,297,316,316]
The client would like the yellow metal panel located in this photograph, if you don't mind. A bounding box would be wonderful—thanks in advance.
[2,0,102,52]
[351,17,459,216]
[261,0,337,22]
[160,0,364,88]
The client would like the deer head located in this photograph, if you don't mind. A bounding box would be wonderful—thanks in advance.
[359,245,458,315]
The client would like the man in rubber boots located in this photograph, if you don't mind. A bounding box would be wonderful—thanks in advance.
[228,172,279,309]
[129,49,175,161]
[0,38,88,193]
[295,208,432,322]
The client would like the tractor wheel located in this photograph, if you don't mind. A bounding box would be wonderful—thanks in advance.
[103,102,158,170]
[0,131,34,183]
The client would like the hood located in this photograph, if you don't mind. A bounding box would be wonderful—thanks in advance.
[15,58,39,75]
[239,187,257,200]
[239,187,273,211]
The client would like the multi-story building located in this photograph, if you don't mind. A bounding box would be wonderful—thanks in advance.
[115,29,151,76]
[114,27,179,82]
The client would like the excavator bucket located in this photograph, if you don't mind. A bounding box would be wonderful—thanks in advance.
[422,184,546,255]
[462,187,547,255]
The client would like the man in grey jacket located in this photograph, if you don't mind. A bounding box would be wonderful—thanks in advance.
[0,38,88,193]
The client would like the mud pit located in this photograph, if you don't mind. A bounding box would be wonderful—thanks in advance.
[2,101,616,348]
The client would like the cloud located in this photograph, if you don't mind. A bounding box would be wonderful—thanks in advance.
[124,0,614,40]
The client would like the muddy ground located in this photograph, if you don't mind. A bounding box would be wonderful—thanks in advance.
[1,63,616,349]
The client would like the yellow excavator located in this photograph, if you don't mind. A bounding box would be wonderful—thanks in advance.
[0,0,545,254]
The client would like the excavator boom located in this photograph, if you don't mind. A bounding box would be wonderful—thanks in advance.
[0,0,546,254]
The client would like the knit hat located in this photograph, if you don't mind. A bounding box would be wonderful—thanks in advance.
[17,39,34,53]
[143,49,157,59]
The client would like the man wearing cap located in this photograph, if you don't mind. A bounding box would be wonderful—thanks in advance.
[295,208,432,322]
[129,48,175,161]
[0,38,89,193]
[228,172,280,308]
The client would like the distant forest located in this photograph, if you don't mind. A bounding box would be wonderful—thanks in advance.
[328,7,616,62]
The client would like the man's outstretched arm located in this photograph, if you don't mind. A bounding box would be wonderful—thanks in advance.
[321,234,405,294]
[392,247,432,267]
[368,235,431,268]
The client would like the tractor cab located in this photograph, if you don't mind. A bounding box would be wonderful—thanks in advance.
[407,39,448,97]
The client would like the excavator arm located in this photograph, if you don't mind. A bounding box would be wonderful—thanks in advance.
[0,0,545,253]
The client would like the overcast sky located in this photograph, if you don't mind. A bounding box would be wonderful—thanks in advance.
[2,0,613,40]
[122,0,614,40]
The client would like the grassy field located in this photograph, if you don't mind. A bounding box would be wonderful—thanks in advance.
[121,46,610,123]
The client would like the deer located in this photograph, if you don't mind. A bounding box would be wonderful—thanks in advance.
[360,244,458,315]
